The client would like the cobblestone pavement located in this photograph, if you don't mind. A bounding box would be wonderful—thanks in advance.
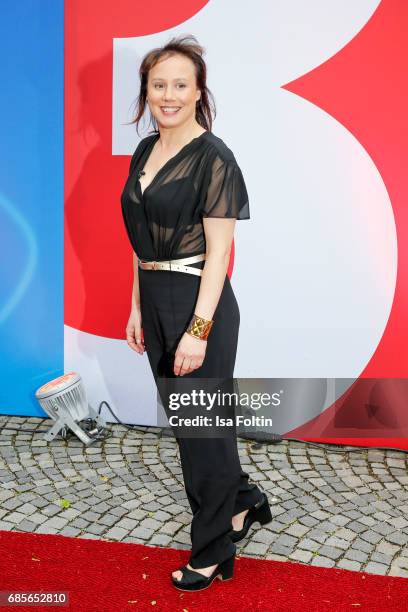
[1,416,408,578]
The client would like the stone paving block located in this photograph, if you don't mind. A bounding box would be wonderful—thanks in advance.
[364,561,388,575]
[298,515,320,528]
[127,509,149,521]
[149,534,173,546]
[376,540,400,556]
[35,525,60,534]
[128,525,155,540]
[264,470,284,481]
[159,521,183,536]
[307,529,329,544]
[265,553,288,562]
[269,543,292,557]
[346,520,368,534]
[242,542,269,555]
[26,512,48,525]
[324,514,350,526]
[324,537,350,550]
[252,530,276,546]
[92,501,113,514]
[4,512,26,525]
[16,519,37,532]
[122,499,142,511]
[371,552,393,565]
[389,565,408,577]
[43,516,69,529]
[85,523,108,536]
[298,539,320,553]
[0,490,14,502]
[273,534,297,548]
[173,531,192,545]
[81,511,100,522]
[385,531,408,546]
[311,556,336,568]
[334,528,356,541]
[109,508,128,518]
[264,521,287,534]
[337,559,362,572]
[388,516,408,529]
[277,512,298,526]
[115,518,139,531]
[42,505,63,518]
[163,503,186,515]
[152,510,172,522]
[143,501,161,512]
[139,518,162,530]
[393,556,408,570]
[351,539,373,554]
[289,549,313,563]
[285,524,310,538]
[357,513,378,530]
[2,498,22,511]
[317,545,343,560]
[371,522,396,537]
[345,548,369,563]
[70,518,90,529]
[104,526,129,541]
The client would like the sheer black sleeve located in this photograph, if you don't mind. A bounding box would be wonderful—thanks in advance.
[201,155,250,220]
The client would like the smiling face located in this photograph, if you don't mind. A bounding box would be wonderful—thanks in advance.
[146,53,201,129]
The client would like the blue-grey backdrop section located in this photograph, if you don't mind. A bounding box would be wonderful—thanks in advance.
[0,1,64,415]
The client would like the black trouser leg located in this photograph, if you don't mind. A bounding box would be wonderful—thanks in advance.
[139,269,264,568]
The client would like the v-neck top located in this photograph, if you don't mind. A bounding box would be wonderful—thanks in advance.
[120,130,250,262]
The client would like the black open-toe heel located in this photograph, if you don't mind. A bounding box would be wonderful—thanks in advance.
[171,551,235,592]
[229,492,272,543]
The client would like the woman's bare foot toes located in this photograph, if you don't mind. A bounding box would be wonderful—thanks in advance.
[172,563,217,581]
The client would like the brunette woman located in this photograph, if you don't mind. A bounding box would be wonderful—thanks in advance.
[121,35,272,592]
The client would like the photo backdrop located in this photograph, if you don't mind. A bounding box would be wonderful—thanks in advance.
[2,0,408,449]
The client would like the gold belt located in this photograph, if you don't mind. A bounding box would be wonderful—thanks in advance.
[138,253,206,277]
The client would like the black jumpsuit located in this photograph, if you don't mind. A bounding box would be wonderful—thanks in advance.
[121,130,264,569]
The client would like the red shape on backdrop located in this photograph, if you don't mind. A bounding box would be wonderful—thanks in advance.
[64,0,210,339]
[282,0,408,378]
[282,0,408,447]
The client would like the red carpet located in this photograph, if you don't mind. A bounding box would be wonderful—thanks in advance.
[0,530,406,611]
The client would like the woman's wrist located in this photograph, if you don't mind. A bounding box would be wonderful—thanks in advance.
[186,313,214,341]
[131,301,141,313]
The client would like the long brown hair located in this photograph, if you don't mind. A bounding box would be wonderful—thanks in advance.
[129,34,216,137]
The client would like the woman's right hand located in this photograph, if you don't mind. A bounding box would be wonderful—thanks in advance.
[126,307,145,354]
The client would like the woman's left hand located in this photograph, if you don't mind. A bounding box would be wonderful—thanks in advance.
[174,332,207,376]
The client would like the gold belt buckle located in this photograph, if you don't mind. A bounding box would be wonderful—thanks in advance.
[151,261,157,270]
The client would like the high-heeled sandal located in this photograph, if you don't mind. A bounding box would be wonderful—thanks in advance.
[229,492,272,543]
[171,551,236,592]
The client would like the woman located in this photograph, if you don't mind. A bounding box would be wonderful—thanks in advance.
[120,35,272,592]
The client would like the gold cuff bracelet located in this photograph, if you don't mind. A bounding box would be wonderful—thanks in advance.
[186,313,214,341]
